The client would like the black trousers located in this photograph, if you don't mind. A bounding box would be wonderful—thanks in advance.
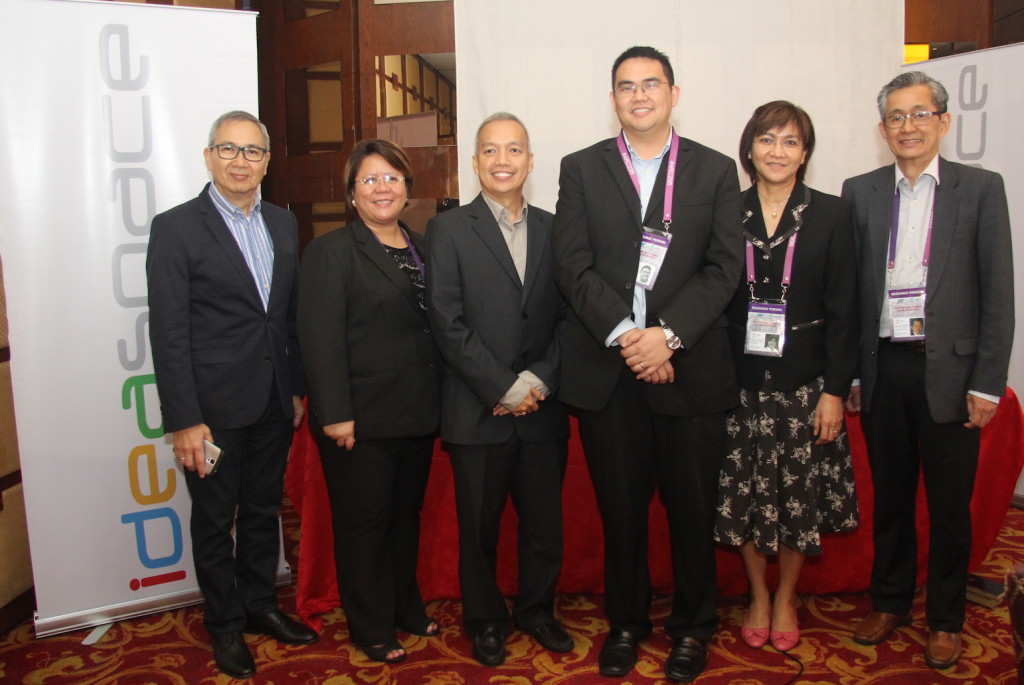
[185,396,292,636]
[448,435,568,637]
[577,366,724,641]
[862,340,980,632]
[317,434,434,647]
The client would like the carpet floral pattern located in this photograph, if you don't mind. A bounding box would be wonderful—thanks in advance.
[2,505,1021,684]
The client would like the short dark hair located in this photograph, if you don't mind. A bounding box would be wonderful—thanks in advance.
[876,70,949,120]
[738,100,816,184]
[611,46,674,88]
[343,138,414,204]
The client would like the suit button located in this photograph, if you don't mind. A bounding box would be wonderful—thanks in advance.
[522,312,529,320]
[428,363,437,369]
[423,328,431,335]
[633,241,639,248]
[262,355,271,362]
[625,282,632,289]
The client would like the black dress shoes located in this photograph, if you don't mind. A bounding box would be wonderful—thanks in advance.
[598,628,640,677]
[212,632,256,679]
[244,609,319,645]
[524,621,575,653]
[664,636,708,683]
[472,624,507,667]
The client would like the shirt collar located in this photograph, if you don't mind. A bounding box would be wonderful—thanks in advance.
[622,127,674,162]
[208,182,262,216]
[895,154,941,187]
[481,191,528,225]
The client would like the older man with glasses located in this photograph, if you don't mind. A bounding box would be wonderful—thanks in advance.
[147,110,317,679]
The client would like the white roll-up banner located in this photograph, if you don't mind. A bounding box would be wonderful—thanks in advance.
[0,0,286,637]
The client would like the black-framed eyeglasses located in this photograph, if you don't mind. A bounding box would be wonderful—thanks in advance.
[209,143,268,162]
[883,111,945,128]
[358,174,406,186]
[615,79,665,96]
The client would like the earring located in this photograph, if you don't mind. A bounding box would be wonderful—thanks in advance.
[746,153,751,159]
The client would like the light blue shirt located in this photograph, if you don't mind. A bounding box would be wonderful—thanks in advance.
[605,129,673,346]
[208,184,275,310]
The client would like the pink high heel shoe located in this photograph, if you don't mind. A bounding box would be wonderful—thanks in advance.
[741,626,770,649]
[769,625,799,652]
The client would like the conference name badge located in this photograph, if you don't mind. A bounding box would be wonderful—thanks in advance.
[888,287,926,341]
[636,228,672,291]
[745,301,786,357]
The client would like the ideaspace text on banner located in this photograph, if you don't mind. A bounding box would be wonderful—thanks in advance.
[0,0,280,637]
[907,46,1024,495]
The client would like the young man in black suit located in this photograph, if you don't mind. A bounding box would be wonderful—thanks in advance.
[551,47,743,682]
[427,113,572,667]
[147,111,317,679]
[844,71,1014,670]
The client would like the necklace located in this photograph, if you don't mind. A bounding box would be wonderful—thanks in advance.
[758,193,789,218]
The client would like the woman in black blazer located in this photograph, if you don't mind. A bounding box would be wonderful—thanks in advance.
[713,102,859,653]
[298,139,442,663]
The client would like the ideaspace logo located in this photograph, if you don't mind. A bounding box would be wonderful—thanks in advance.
[102,22,186,592]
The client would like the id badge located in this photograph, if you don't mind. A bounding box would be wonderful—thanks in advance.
[888,287,926,341]
[636,229,672,290]
[745,301,786,357]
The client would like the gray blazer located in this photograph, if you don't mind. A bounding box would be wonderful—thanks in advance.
[426,193,569,445]
[841,157,1014,423]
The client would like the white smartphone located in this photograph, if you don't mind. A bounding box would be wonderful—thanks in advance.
[203,439,223,475]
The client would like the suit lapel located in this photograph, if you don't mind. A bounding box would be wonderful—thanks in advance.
[522,205,549,301]
[198,188,264,309]
[468,195,522,287]
[602,139,645,231]
[353,220,420,312]
[263,206,289,313]
[866,167,896,318]
[926,158,958,300]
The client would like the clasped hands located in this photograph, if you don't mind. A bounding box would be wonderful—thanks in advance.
[493,386,545,417]
[618,326,675,384]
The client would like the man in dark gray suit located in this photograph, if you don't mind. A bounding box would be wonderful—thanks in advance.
[552,46,743,683]
[843,71,1013,670]
[147,111,317,679]
[426,113,572,667]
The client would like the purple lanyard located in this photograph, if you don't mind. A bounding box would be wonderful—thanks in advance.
[887,189,934,270]
[746,233,799,299]
[371,226,426,280]
[616,131,681,229]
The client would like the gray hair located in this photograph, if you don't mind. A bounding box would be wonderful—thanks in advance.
[474,112,531,153]
[207,110,270,150]
[876,71,949,120]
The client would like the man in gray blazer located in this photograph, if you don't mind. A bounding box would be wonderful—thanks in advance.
[427,113,572,667]
[843,71,1013,670]
[147,111,317,679]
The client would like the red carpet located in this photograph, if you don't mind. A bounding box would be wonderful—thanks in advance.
[1,503,1021,684]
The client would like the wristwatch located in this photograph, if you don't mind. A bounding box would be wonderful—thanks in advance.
[661,322,683,351]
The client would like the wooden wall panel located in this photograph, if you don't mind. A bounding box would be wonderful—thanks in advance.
[906,0,994,48]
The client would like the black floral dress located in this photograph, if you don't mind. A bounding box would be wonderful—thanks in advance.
[713,184,859,556]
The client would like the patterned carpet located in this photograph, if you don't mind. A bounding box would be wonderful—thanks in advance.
[2,504,1021,684]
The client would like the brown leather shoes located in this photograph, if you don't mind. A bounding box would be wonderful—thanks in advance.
[925,630,962,669]
[853,611,910,645]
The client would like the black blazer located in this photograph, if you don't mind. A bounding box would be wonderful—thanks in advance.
[726,184,858,395]
[426,193,569,445]
[297,219,442,441]
[842,157,1014,422]
[552,134,744,415]
[147,184,304,433]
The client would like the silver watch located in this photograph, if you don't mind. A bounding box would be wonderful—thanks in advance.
[662,323,683,350]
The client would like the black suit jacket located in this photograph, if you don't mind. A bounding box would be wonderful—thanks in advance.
[552,134,744,415]
[426,193,569,445]
[842,157,1014,422]
[297,219,442,440]
[726,184,858,395]
[147,184,303,433]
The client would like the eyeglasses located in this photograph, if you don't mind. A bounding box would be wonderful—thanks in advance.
[209,143,268,162]
[358,174,406,186]
[883,111,945,128]
[615,79,665,96]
